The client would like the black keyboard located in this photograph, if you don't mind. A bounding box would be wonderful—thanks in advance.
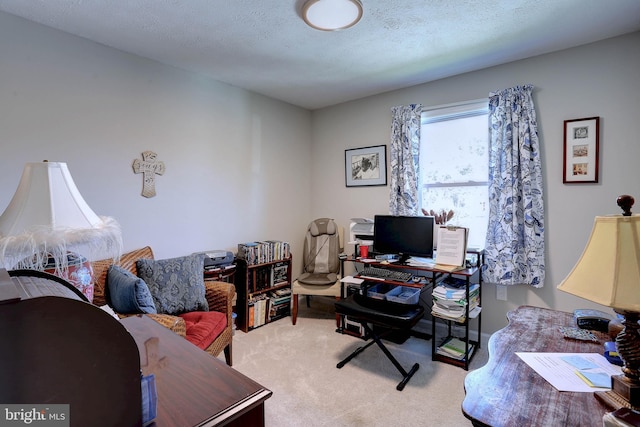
[359,266,412,283]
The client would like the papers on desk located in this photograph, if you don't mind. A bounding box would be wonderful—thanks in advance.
[405,257,436,268]
[435,226,468,267]
[516,352,622,392]
[340,276,364,284]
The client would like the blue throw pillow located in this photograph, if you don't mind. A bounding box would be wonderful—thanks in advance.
[107,265,157,314]
[136,254,208,315]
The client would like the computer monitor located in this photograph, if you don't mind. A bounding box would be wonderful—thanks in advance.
[373,215,435,262]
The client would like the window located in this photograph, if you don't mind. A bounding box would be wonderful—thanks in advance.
[420,100,488,250]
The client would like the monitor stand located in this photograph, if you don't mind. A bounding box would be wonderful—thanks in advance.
[397,253,411,264]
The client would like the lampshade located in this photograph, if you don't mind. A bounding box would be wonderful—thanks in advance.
[558,214,640,312]
[0,161,122,272]
[302,0,363,31]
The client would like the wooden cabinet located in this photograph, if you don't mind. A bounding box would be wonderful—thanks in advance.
[234,256,292,332]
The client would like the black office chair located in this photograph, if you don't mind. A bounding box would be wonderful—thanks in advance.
[335,291,424,391]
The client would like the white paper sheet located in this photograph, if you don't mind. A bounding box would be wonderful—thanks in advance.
[516,352,622,392]
[340,275,364,284]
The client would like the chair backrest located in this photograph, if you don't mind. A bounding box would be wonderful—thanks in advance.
[297,218,341,286]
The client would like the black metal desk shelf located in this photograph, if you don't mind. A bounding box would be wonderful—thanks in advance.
[340,252,483,370]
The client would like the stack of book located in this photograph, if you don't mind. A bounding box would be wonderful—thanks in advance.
[431,278,480,322]
[248,294,270,329]
[268,288,291,322]
[237,240,291,265]
[248,288,292,329]
[271,261,289,286]
[436,336,474,360]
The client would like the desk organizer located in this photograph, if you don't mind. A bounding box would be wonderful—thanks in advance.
[386,286,420,304]
[367,283,394,299]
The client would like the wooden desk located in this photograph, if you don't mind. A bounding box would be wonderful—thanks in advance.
[121,315,271,427]
[462,305,611,427]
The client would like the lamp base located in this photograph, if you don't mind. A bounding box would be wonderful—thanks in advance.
[43,252,94,302]
[595,374,640,410]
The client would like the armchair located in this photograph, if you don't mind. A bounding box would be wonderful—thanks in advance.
[92,246,235,365]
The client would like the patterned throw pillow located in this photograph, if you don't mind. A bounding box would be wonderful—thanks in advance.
[107,265,157,314]
[136,254,208,315]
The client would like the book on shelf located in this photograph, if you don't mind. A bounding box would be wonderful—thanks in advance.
[274,288,291,297]
[432,305,481,322]
[433,283,479,301]
[441,276,470,288]
[237,242,259,265]
[432,300,471,318]
[237,240,291,265]
[248,294,270,328]
[248,301,255,328]
[435,226,468,268]
[436,336,475,360]
[432,289,479,307]
[269,294,291,306]
[268,301,290,321]
[271,261,289,286]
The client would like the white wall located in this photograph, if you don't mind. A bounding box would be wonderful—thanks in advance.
[2,10,639,337]
[311,32,640,335]
[0,12,312,274]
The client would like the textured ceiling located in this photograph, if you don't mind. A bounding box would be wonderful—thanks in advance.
[1,0,639,110]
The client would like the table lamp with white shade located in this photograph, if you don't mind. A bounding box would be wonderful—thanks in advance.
[558,195,640,410]
[0,161,122,301]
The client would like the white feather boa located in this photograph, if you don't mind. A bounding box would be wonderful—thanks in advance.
[0,216,123,272]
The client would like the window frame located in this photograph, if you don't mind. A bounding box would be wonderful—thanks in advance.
[419,99,489,249]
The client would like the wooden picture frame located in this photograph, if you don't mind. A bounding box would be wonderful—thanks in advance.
[563,117,600,183]
[345,145,387,187]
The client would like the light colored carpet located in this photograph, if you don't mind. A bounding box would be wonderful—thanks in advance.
[225,297,488,427]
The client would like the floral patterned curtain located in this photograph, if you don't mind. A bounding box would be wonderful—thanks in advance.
[389,104,422,216]
[484,85,545,288]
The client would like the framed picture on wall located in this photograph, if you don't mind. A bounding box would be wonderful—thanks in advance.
[345,145,387,187]
[563,117,600,183]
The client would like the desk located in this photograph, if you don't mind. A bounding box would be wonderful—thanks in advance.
[340,256,482,369]
[121,315,272,427]
[462,305,610,427]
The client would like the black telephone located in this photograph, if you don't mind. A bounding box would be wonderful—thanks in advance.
[574,309,612,332]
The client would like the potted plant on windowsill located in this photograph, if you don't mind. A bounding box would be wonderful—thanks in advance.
[422,208,454,249]
[422,209,454,225]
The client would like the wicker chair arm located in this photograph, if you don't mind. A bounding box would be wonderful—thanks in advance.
[205,280,235,319]
[144,314,187,337]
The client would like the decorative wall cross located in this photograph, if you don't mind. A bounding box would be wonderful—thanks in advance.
[132,151,165,198]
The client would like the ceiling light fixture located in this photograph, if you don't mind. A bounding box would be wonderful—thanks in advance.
[302,0,363,31]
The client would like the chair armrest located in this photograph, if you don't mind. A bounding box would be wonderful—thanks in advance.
[205,281,235,312]
[147,313,187,337]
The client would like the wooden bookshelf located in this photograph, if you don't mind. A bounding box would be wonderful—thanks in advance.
[234,256,292,332]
